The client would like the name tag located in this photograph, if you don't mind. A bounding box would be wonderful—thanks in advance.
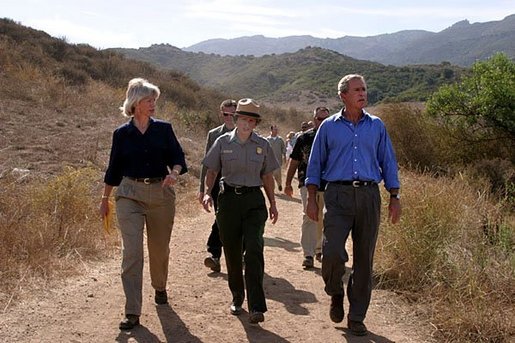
[222,150,233,154]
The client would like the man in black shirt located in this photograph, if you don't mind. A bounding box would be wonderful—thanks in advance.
[284,106,330,269]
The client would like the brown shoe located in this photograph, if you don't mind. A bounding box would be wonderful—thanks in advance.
[249,311,264,324]
[204,256,221,272]
[348,319,367,336]
[119,314,139,330]
[329,295,344,323]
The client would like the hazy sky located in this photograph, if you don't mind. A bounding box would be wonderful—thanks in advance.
[3,0,514,49]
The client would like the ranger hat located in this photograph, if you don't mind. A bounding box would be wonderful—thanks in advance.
[235,98,261,118]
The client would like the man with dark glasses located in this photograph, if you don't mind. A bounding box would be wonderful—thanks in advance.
[284,106,330,269]
[198,99,237,273]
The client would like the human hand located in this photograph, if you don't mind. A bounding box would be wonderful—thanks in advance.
[269,203,278,224]
[197,192,204,204]
[202,194,213,212]
[162,173,178,188]
[306,198,318,221]
[99,197,109,218]
[284,185,294,197]
[388,199,402,224]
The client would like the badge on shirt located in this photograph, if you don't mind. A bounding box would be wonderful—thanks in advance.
[256,147,263,155]
[222,150,233,154]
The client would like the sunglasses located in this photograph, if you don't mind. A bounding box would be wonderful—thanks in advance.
[222,112,234,117]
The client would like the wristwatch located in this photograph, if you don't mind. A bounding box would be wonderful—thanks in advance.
[390,193,400,200]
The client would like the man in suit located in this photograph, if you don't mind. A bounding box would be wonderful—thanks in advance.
[198,99,237,272]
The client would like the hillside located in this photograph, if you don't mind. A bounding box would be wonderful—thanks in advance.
[112,45,465,107]
[0,18,228,177]
[184,14,515,66]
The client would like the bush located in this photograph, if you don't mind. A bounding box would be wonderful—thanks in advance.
[0,167,118,308]
[375,170,514,342]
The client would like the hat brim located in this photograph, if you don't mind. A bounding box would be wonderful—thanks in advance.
[235,111,261,118]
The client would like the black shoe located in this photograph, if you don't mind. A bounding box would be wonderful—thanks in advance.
[278,185,283,191]
[230,303,242,315]
[155,290,168,305]
[204,256,221,272]
[249,311,265,324]
[302,256,314,269]
[348,319,368,336]
[329,295,344,323]
[119,314,140,330]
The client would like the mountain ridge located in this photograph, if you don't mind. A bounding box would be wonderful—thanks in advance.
[184,15,515,66]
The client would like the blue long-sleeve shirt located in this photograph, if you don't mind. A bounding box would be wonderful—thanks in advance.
[104,117,187,186]
[305,109,400,191]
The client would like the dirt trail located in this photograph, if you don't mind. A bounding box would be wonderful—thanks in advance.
[0,187,436,343]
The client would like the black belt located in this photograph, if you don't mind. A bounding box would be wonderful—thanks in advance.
[331,180,376,187]
[126,176,164,184]
[222,184,261,195]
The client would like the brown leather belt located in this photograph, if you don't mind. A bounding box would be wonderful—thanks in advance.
[126,177,164,184]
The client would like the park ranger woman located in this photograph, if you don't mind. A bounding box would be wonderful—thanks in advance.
[201,98,279,324]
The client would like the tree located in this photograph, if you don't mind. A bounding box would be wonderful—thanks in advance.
[427,53,515,143]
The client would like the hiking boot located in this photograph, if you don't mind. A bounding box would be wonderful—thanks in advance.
[329,295,344,323]
[249,311,265,324]
[302,256,314,269]
[119,314,139,330]
[155,290,168,305]
[348,319,368,336]
[204,256,221,272]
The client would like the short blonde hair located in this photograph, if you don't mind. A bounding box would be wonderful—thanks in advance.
[120,78,160,117]
[337,74,365,95]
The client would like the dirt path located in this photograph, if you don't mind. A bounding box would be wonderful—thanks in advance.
[0,186,436,343]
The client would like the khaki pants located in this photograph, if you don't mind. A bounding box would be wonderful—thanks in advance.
[300,186,324,257]
[115,177,176,316]
[272,167,283,189]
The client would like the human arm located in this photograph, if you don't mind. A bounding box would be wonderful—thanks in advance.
[388,188,401,224]
[284,158,300,197]
[201,169,218,212]
[377,123,401,224]
[306,184,319,221]
[99,184,114,217]
[261,172,278,224]
[198,130,214,203]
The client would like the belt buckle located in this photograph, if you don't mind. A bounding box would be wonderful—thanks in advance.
[234,186,243,195]
[143,178,151,185]
[352,180,360,188]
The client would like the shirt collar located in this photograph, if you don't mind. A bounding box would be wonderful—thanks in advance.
[335,109,369,123]
[127,117,155,133]
[228,129,260,144]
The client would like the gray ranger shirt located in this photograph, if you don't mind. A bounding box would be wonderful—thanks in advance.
[202,130,279,187]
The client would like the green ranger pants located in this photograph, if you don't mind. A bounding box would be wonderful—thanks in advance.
[216,188,268,313]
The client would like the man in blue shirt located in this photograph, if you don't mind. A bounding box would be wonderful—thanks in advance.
[305,74,401,336]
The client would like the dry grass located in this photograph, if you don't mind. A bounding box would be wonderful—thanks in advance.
[376,170,514,342]
[0,167,119,309]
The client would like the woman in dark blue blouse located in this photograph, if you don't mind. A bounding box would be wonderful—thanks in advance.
[99,78,187,330]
